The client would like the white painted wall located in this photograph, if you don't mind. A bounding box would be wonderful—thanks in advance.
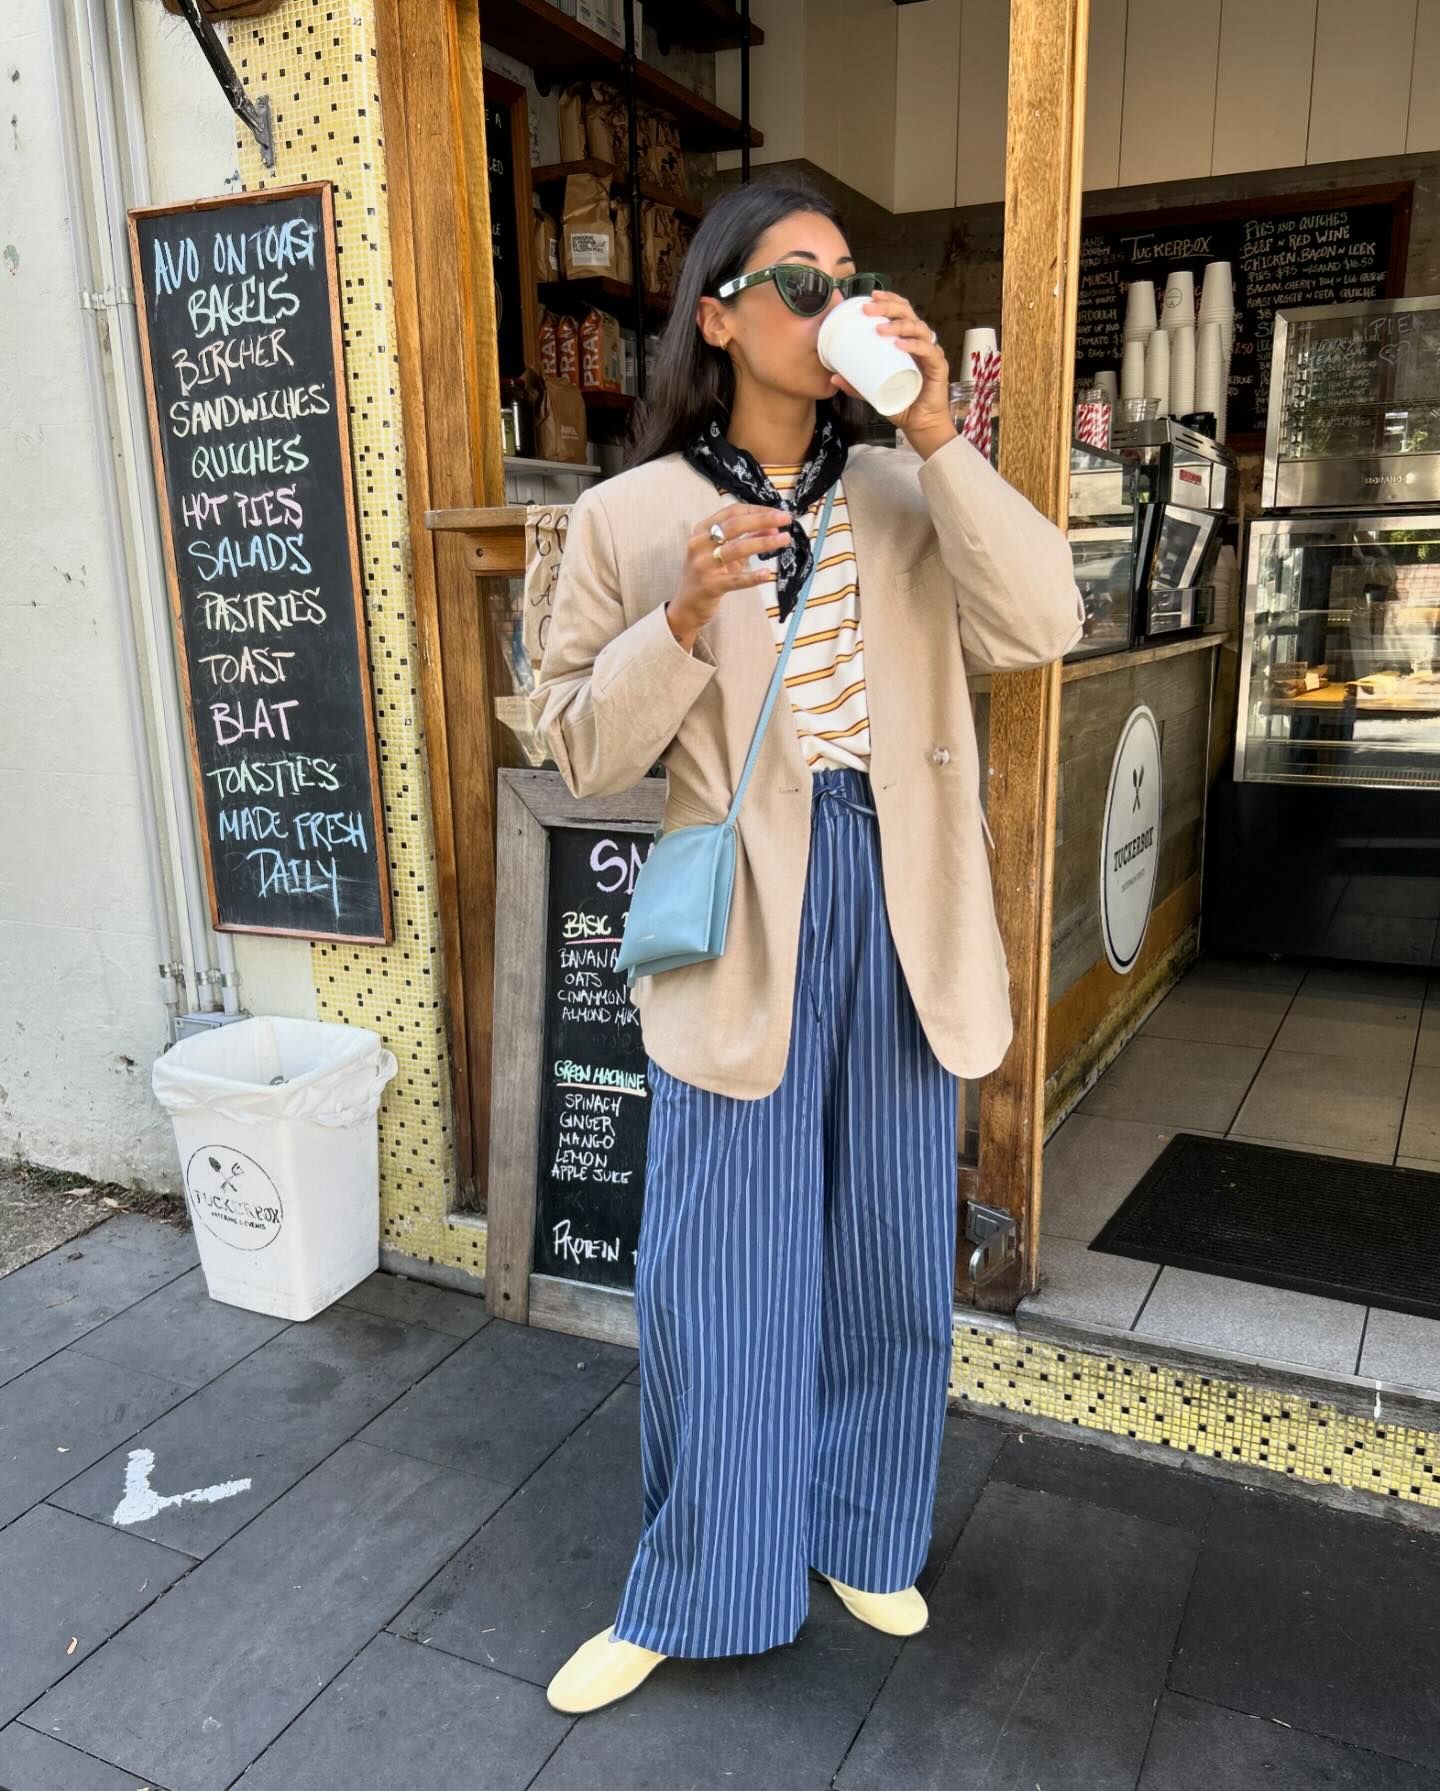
[1,0,316,1191]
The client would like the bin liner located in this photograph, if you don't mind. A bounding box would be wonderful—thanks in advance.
[152,1016,398,1130]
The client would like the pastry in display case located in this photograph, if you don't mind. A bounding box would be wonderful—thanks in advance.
[1264,296,1440,511]
[1065,442,1139,661]
[1236,514,1440,789]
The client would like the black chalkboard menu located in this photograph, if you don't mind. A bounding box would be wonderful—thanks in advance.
[1076,183,1411,444]
[482,71,534,383]
[128,184,391,942]
[533,825,654,1291]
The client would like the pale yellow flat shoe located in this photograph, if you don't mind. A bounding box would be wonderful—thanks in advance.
[546,1624,669,1714]
[820,1572,929,1636]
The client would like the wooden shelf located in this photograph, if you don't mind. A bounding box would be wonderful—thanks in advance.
[643,0,764,52]
[531,158,701,221]
[480,0,762,152]
[539,276,671,321]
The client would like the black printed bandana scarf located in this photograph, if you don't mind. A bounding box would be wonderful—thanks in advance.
[684,410,848,622]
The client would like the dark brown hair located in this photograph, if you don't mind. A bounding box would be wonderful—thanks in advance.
[626,177,868,467]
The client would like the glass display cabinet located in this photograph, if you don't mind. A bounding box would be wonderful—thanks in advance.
[1237,514,1440,790]
[1263,297,1440,511]
[1065,442,1139,661]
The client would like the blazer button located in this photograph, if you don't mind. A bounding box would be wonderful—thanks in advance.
[929,745,951,765]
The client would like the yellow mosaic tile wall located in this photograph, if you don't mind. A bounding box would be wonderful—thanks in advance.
[228,1,485,1284]
[952,1325,1440,1511]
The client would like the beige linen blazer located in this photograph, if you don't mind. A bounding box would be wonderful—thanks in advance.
[530,433,1086,1099]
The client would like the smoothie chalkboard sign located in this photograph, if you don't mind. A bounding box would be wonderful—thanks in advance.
[533,824,654,1292]
[1075,183,1411,444]
[128,183,391,942]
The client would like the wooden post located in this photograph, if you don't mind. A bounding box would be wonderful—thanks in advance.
[972,0,1089,1309]
[376,0,507,1205]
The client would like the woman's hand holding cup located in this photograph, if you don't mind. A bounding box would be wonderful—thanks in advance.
[824,289,957,461]
[664,505,793,652]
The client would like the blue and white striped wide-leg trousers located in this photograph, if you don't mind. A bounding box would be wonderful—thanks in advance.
[609,766,961,1660]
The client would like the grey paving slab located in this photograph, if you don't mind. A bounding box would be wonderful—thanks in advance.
[1132,1266,1366,1376]
[1140,978,1294,1049]
[1139,1690,1440,1790]
[392,1381,646,1682]
[0,1351,190,1529]
[1186,956,1308,994]
[339,1269,491,1338]
[1272,987,1422,1065]
[23,1439,507,1791]
[1231,1049,1410,1160]
[1023,1232,1160,1330]
[0,1217,198,1389]
[0,1505,188,1725]
[1077,1035,1265,1131]
[1400,1064,1440,1163]
[1172,1484,1440,1769]
[1322,911,1436,967]
[393,1387,1002,1689]
[49,1305,463,1557]
[359,1316,637,1489]
[232,1630,564,1791]
[834,1479,1198,1791]
[67,1266,289,1388]
[527,1575,900,1791]
[1303,964,1429,1003]
[1358,1306,1440,1395]
[1041,1113,1205,1244]
[0,1723,171,1791]
[990,1426,1219,1535]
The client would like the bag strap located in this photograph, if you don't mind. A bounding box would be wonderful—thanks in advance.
[724,484,838,827]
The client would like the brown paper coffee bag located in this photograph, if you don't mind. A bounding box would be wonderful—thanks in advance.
[562,173,616,279]
[536,375,587,464]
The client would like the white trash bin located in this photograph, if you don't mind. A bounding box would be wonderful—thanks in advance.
[151,1015,398,1321]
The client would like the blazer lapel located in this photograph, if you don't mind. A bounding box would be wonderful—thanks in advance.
[838,448,902,788]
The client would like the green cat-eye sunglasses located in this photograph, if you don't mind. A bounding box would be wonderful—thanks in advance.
[713,263,888,317]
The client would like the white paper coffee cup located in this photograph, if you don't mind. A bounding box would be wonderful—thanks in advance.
[818,297,923,418]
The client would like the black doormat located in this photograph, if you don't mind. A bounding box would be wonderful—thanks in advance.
[1088,1133,1440,1321]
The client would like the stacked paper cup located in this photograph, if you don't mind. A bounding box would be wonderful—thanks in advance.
[1162,269,1196,336]
[1198,262,1235,440]
[1196,321,1225,428]
[1094,369,1119,409]
[1145,328,1171,411]
[1120,339,1147,402]
[1123,279,1158,346]
[1169,324,1196,418]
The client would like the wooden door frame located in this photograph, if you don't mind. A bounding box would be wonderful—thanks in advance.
[375,0,507,1206]
[377,0,1090,1292]
[972,0,1090,1311]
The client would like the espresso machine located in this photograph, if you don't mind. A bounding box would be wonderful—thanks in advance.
[1111,418,1238,642]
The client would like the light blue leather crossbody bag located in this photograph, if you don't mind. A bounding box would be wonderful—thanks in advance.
[614,487,837,991]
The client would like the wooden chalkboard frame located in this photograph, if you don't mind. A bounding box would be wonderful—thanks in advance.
[486,768,662,1345]
[1079,180,1413,450]
[127,182,393,943]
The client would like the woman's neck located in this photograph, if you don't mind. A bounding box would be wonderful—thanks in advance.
[725,387,816,467]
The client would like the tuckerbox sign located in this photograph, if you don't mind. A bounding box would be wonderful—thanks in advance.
[1100,705,1163,976]
[184,1145,284,1251]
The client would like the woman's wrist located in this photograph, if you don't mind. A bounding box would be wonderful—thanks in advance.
[664,600,700,652]
[903,421,960,461]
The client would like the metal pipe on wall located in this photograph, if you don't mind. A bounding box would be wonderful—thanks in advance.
[47,0,187,1031]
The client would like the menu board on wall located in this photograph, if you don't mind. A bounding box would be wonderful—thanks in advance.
[128,183,391,943]
[532,825,653,1291]
[1076,183,1412,444]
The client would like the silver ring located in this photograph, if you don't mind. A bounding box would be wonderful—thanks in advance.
[708,522,726,545]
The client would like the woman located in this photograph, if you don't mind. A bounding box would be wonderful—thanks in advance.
[532,179,1084,1714]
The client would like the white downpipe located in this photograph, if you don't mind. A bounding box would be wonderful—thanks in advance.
[66,0,249,1016]
[48,0,185,1028]
[108,0,241,1016]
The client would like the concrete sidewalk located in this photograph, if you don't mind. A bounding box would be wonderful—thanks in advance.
[3,1214,1440,1790]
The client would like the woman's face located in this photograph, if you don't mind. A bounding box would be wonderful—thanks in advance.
[699,209,854,402]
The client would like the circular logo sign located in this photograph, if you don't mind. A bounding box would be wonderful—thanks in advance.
[1100,705,1163,976]
[184,1145,284,1252]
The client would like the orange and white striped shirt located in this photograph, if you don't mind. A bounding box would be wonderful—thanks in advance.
[762,466,871,772]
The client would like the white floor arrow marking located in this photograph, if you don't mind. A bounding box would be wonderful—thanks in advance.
[112,1447,252,1527]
